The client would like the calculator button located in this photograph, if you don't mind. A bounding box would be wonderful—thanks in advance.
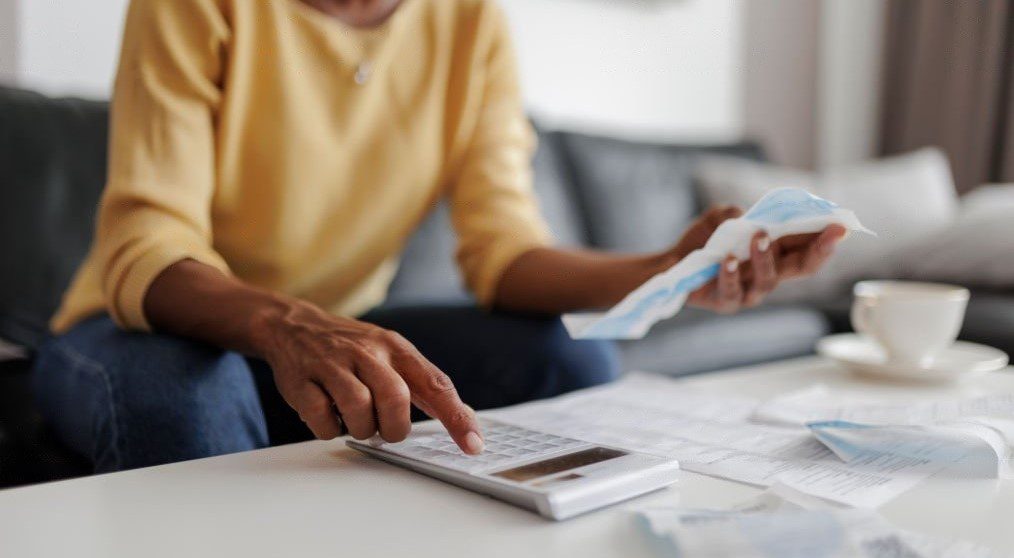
[378,420,590,473]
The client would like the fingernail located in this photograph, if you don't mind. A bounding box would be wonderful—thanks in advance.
[758,236,770,252]
[725,259,739,273]
[464,431,484,455]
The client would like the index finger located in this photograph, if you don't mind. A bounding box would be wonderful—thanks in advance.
[777,225,848,252]
[390,343,484,455]
[775,231,821,251]
[779,225,846,278]
[799,225,847,272]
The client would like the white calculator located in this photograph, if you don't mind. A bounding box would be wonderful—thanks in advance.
[347,419,680,520]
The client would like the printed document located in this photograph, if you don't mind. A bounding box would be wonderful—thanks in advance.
[486,374,944,507]
[754,385,1014,426]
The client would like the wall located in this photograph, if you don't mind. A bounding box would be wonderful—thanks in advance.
[741,0,885,170]
[5,0,747,142]
[1,0,884,169]
[0,0,17,81]
[13,0,129,97]
[818,0,884,169]
[742,0,821,169]
[501,0,744,142]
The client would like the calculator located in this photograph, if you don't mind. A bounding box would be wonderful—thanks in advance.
[347,419,680,520]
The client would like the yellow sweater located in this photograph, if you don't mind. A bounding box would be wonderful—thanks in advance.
[52,0,551,333]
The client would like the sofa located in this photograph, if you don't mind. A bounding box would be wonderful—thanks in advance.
[2,86,1011,489]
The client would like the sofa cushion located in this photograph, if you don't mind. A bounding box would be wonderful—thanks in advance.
[0,87,109,348]
[558,133,766,252]
[384,202,471,305]
[696,148,958,304]
[959,292,1014,357]
[620,305,830,376]
[386,129,587,304]
[527,131,588,248]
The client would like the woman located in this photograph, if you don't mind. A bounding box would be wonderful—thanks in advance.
[34,0,845,472]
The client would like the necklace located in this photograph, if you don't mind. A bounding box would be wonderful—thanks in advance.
[294,1,394,85]
[353,29,384,86]
[354,60,373,85]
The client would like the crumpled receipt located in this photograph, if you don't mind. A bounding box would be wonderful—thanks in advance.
[563,187,874,339]
[808,418,1014,479]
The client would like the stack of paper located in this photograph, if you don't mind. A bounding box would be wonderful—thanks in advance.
[480,372,1014,554]
[753,385,1014,426]
[485,373,1014,509]
[750,385,1014,479]
[488,374,950,508]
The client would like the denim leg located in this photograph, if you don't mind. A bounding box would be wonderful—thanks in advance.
[361,304,621,412]
[32,316,269,473]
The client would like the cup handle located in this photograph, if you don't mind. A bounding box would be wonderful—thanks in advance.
[850,299,874,337]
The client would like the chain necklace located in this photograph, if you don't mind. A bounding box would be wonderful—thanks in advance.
[350,1,402,85]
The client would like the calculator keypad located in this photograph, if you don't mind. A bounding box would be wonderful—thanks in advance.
[381,421,589,474]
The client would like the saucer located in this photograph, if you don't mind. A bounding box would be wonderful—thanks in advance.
[817,333,1009,383]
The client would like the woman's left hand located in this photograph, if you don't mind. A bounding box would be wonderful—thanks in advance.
[670,206,847,314]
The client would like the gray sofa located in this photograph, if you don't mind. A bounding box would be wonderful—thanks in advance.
[386,131,831,375]
[4,86,1012,488]
[0,86,829,487]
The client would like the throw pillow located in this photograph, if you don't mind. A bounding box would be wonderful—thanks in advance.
[695,148,959,303]
[896,184,1014,289]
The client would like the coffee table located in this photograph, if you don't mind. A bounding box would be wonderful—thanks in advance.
[2,356,1012,557]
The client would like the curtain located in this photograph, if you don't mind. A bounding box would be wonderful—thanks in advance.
[880,0,1014,193]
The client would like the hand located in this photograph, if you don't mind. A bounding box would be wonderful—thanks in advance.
[666,206,847,313]
[254,301,484,454]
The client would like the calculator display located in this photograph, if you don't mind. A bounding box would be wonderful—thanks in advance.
[492,447,626,482]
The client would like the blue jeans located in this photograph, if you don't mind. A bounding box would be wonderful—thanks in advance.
[32,305,620,473]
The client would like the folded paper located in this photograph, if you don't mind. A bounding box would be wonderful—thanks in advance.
[808,418,1014,479]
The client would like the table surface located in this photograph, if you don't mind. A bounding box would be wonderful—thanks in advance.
[3,356,1014,558]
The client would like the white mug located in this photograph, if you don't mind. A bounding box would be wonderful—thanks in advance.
[850,280,969,367]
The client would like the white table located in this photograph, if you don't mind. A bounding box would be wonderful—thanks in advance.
[2,356,1013,557]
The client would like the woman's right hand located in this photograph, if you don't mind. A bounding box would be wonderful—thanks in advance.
[253,300,485,454]
[145,259,484,454]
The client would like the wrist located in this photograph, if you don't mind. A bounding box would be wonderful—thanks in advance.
[604,251,681,308]
[653,247,684,274]
[245,293,305,360]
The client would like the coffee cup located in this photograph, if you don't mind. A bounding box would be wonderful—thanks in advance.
[850,280,969,367]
